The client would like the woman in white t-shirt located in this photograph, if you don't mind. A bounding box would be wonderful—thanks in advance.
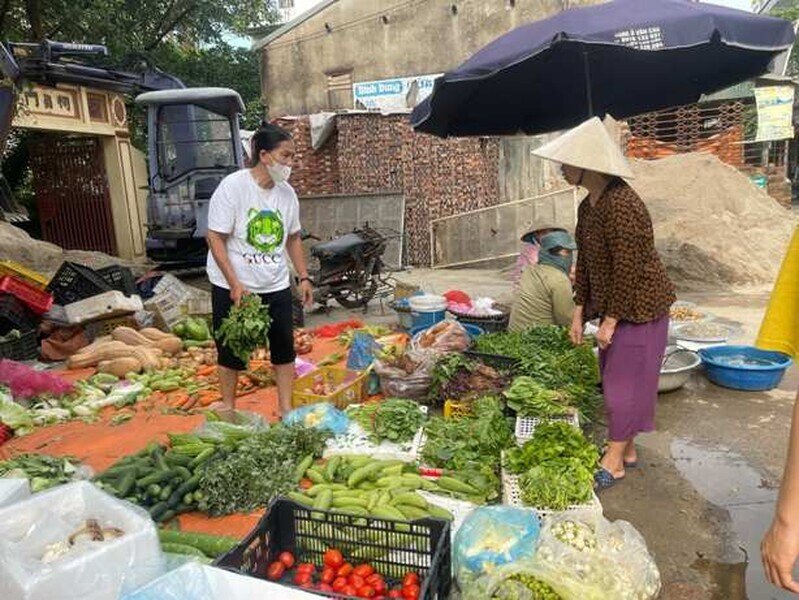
[206,124,313,418]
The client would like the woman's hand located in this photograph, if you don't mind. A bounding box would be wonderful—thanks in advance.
[763,517,799,593]
[300,279,314,308]
[570,309,584,346]
[596,317,617,350]
[230,282,247,306]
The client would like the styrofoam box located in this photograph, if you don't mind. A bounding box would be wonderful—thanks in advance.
[65,291,144,325]
[0,481,163,600]
[0,478,30,508]
[125,561,324,599]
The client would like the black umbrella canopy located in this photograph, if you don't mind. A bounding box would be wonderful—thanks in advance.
[411,0,795,137]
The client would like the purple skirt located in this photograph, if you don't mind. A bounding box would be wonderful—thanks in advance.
[599,316,669,441]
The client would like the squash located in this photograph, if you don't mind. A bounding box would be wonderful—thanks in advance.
[140,327,173,342]
[98,357,143,377]
[151,335,183,356]
[112,326,153,347]
[67,341,161,370]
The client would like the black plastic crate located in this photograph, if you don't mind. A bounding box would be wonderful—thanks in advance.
[215,498,452,599]
[0,293,37,336]
[46,262,111,305]
[96,265,136,296]
[0,329,38,360]
[463,350,521,374]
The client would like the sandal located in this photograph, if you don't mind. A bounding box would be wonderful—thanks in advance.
[594,467,624,491]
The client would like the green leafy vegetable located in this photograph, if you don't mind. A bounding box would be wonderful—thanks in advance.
[519,457,595,511]
[503,376,574,418]
[347,399,425,444]
[216,294,272,364]
[505,421,599,475]
[0,453,81,492]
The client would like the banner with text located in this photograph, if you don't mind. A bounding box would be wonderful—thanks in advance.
[353,74,441,111]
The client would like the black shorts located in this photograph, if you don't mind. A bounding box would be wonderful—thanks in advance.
[212,285,296,370]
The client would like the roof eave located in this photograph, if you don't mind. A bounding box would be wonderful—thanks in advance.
[253,0,339,51]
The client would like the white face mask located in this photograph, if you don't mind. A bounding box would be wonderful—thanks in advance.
[266,158,291,184]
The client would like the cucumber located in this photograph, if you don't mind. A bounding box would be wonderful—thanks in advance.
[117,470,137,497]
[159,485,174,502]
[306,468,327,485]
[391,492,428,509]
[436,476,480,495]
[157,530,238,557]
[137,469,177,488]
[313,489,333,511]
[395,505,430,520]
[174,466,193,481]
[149,501,169,520]
[427,505,454,521]
[158,510,176,523]
[294,454,315,483]
[287,491,315,507]
[160,542,209,558]
[147,484,162,497]
[165,453,193,467]
[347,462,383,488]
[189,448,216,469]
[325,455,342,481]
[332,496,369,509]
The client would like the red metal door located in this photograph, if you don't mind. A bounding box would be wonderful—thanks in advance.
[28,134,117,255]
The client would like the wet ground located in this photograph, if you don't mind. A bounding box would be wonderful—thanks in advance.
[197,267,798,598]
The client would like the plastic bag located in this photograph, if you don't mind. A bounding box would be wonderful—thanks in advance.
[412,320,471,353]
[123,561,213,600]
[196,410,267,441]
[478,510,661,600]
[374,350,437,399]
[454,506,541,596]
[0,360,73,400]
[346,332,379,371]
[283,402,349,435]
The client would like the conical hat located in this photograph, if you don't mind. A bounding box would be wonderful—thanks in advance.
[532,117,634,179]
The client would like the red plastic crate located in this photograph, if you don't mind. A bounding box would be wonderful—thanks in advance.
[0,276,54,315]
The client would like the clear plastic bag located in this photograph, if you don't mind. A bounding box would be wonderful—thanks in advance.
[412,320,471,353]
[196,410,267,441]
[283,402,350,435]
[454,506,541,598]
[346,332,379,370]
[478,510,661,600]
[123,561,213,600]
[374,350,437,400]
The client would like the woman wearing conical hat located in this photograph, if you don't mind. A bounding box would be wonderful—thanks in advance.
[533,117,676,490]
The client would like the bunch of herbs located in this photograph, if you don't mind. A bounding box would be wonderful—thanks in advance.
[216,294,272,364]
[519,456,595,510]
[505,421,599,475]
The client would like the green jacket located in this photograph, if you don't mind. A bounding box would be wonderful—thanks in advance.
[509,264,575,331]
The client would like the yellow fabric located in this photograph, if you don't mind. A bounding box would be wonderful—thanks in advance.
[756,227,799,359]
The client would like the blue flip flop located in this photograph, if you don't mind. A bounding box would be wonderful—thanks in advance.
[594,467,624,491]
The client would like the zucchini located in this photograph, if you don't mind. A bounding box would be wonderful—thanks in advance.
[149,502,170,520]
[294,454,315,483]
[157,530,239,558]
[189,448,216,469]
[165,453,193,467]
[158,509,176,523]
[160,542,209,558]
[116,470,137,497]
[174,466,192,481]
[138,469,177,488]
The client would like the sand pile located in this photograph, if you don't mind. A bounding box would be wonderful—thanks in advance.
[628,153,796,290]
[0,222,150,277]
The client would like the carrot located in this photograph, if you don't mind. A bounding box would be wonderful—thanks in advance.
[197,391,222,407]
[183,396,198,411]
[170,393,190,409]
[196,365,216,377]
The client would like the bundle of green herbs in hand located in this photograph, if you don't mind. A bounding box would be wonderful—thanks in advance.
[428,353,508,407]
[347,398,425,444]
[421,396,514,473]
[197,423,328,515]
[216,294,272,364]
[503,376,575,418]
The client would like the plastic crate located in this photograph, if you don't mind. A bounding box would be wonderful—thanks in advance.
[96,265,137,296]
[443,398,473,419]
[84,314,139,341]
[515,412,581,444]
[462,350,521,374]
[46,261,111,305]
[215,497,452,600]
[0,329,38,361]
[501,459,602,521]
[292,367,367,409]
[64,291,144,325]
[0,260,48,289]
[0,293,37,336]
[0,276,53,315]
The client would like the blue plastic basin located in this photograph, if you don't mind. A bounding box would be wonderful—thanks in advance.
[410,323,485,341]
[698,345,792,391]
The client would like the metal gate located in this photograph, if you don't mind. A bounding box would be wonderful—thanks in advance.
[429,187,578,269]
[29,135,117,254]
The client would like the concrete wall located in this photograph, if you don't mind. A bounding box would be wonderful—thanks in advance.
[259,0,596,116]
[498,134,564,203]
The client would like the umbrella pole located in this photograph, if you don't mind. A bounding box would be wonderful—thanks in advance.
[582,47,594,117]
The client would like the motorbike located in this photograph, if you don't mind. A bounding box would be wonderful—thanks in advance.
[291,224,398,319]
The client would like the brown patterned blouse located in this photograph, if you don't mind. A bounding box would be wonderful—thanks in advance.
[574,178,675,323]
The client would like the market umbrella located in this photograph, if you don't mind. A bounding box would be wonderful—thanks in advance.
[410,0,795,137]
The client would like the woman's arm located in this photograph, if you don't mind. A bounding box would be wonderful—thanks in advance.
[207,230,245,305]
[762,389,799,593]
[285,232,313,307]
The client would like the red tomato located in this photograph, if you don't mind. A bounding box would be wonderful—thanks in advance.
[371,580,387,594]
[324,549,345,569]
[337,563,354,577]
[300,582,313,589]
[332,577,348,592]
[297,563,316,574]
[357,585,376,598]
[353,564,375,578]
[402,573,419,587]
[299,478,313,489]
[402,584,420,599]
[343,585,357,596]
[294,571,312,586]
[265,561,285,581]
[366,574,384,586]
[348,574,365,589]
[318,583,334,592]
[321,567,336,584]
[277,551,295,569]
[388,591,403,599]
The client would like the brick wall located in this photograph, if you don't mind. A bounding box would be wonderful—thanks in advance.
[273,116,340,196]
[284,112,502,265]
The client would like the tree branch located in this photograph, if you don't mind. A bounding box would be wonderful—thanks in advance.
[24,0,43,40]
[145,3,195,51]
[0,0,13,38]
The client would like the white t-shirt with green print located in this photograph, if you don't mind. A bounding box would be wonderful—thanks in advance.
[206,169,301,294]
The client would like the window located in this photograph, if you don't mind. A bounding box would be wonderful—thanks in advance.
[326,70,353,109]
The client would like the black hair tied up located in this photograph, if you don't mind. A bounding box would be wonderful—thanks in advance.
[250,122,292,166]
